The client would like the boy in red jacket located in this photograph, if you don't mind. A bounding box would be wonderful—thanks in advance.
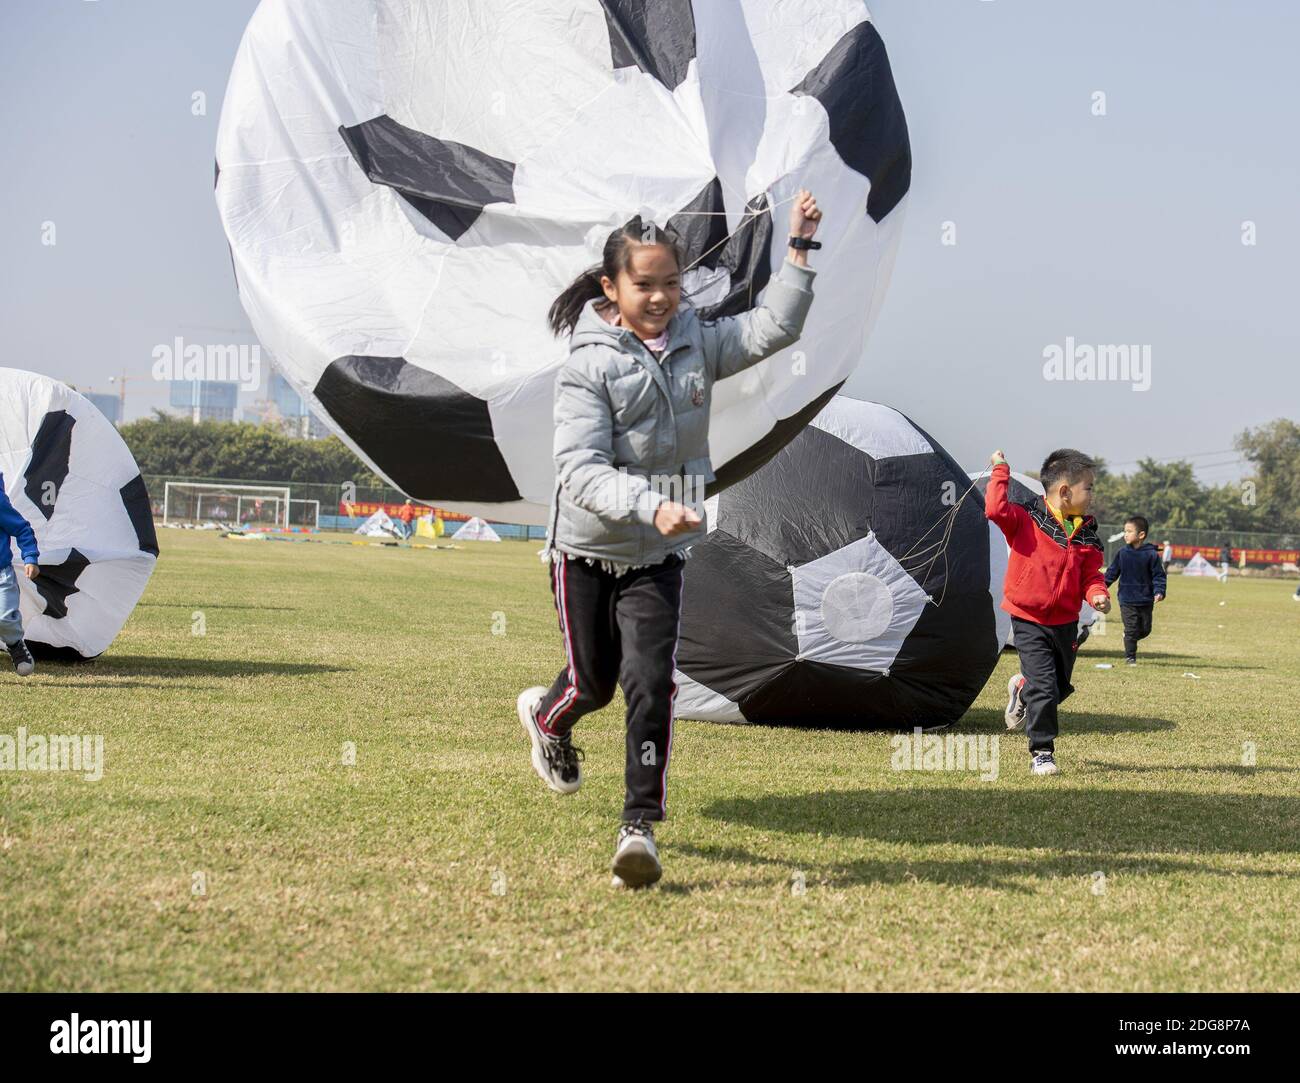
[986,448,1111,775]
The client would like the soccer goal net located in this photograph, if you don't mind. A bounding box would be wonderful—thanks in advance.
[163,482,291,529]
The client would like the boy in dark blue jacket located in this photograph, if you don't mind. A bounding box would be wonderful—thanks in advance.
[1104,515,1166,665]
[0,474,40,676]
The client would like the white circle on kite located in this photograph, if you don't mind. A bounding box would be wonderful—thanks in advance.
[821,572,894,643]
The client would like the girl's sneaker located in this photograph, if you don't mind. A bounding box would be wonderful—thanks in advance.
[611,819,661,888]
[7,639,34,677]
[1004,674,1027,730]
[1031,751,1059,776]
[517,686,582,794]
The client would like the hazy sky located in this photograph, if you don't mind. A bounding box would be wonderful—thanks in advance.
[2,0,1295,486]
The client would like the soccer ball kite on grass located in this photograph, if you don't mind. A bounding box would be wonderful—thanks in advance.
[215,0,911,523]
[673,397,1001,729]
[0,369,159,660]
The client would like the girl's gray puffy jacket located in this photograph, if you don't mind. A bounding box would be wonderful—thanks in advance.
[545,257,816,568]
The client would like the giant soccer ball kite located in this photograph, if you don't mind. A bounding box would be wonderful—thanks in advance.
[673,397,1000,728]
[215,0,911,523]
[0,369,159,659]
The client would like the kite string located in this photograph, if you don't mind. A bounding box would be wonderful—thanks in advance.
[674,190,802,282]
[894,469,992,607]
[895,470,986,564]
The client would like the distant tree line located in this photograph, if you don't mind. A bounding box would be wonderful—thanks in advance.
[120,410,384,487]
[1085,419,1299,534]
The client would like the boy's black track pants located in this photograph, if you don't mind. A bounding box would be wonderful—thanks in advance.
[1120,602,1154,660]
[1012,616,1080,754]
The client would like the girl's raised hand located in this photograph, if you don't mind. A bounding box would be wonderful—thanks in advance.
[789,188,822,239]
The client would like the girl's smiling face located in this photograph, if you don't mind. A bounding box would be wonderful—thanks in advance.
[601,243,681,342]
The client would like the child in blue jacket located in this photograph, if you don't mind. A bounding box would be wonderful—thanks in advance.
[0,474,40,676]
[1104,514,1166,665]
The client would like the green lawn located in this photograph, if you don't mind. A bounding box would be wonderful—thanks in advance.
[2,530,1297,991]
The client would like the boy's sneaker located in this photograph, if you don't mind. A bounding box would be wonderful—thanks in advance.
[611,818,661,889]
[517,686,582,794]
[1031,751,1059,776]
[1125,657,1137,666]
[6,639,34,677]
[1004,674,1027,730]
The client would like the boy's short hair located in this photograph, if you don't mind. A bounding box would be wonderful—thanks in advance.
[1126,515,1150,536]
[1040,448,1097,491]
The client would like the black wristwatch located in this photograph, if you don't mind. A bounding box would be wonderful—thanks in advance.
[788,236,821,250]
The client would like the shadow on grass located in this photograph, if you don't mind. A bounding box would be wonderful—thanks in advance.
[668,842,1297,894]
[34,655,347,678]
[136,603,300,611]
[26,680,210,690]
[960,708,1176,735]
[1082,761,1299,776]
[699,788,1300,856]
[1076,647,1262,670]
[716,710,1177,736]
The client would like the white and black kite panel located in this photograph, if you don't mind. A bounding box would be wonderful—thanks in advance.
[0,369,159,659]
[674,396,999,729]
[216,0,911,523]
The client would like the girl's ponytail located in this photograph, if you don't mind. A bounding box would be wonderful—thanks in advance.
[547,266,606,338]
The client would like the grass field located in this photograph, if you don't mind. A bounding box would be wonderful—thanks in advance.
[2,530,1298,992]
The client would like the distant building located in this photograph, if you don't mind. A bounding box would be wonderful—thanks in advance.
[270,372,302,420]
[84,392,122,425]
[270,372,330,439]
[240,401,279,426]
[169,380,238,423]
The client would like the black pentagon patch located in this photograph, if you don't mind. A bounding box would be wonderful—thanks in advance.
[25,641,99,663]
[340,115,516,241]
[887,587,996,717]
[24,410,75,520]
[871,465,989,601]
[696,192,774,321]
[739,659,970,730]
[738,661,886,728]
[713,424,874,569]
[120,474,160,556]
[600,0,696,91]
[707,380,842,497]
[790,20,911,222]
[315,356,521,503]
[33,547,91,620]
[676,529,795,706]
[667,177,729,272]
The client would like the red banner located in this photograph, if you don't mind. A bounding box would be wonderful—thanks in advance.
[337,501,471,522]
[1161,544,1298,565]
